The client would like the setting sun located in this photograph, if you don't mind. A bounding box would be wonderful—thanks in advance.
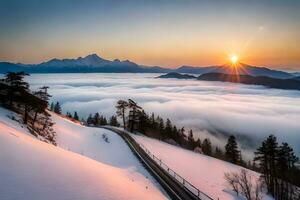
[230,55,239,64]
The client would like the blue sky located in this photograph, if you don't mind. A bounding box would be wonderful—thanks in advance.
[0,0,299,70]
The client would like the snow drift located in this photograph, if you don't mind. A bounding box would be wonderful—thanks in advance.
[132,134,273,200]
[0,107,168,200]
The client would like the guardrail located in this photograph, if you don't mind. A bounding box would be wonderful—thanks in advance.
[138,143,214,200]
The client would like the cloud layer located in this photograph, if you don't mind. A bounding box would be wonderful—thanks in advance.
[27,73,300,158]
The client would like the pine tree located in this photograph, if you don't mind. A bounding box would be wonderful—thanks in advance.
[164,119,173,139]
[195,138,201,147]
[99,115,107,125]
[225,135,240,164]
[187,129,195,149]
[50,102,54,111]
[202,138,212,156]
[93,112,100,125]
[276,142,299,200]
[127,99,142,132]
[32,87,51,126]
[215,147,224,159]
[109,115,119,126]
[4,71,29,106]
[150,113,155,128]
[87,114,93,125]
[254,135,278,196]
[66,112,72,118]
[157,117,165,139]
[73,111,79,120]
[53,102,62,114]
[172,125,180,143]
[137,110,149,133]
[34,86,51,102]
[116,100,128,129]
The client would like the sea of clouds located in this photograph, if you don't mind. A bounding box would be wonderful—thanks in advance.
[27,73,300,159]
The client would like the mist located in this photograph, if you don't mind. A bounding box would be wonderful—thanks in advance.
[27,73,300,159]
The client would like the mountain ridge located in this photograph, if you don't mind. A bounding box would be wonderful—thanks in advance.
[158,72,300,90]
[0,53,297,79]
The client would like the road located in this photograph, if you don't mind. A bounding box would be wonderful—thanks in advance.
[102,126,213,200]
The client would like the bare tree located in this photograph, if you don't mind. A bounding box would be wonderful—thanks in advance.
[224,171,240,196]
[224,169,263,200]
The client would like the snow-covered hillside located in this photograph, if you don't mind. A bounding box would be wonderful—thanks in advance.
[0,107,168,200]
[132,134,273,200]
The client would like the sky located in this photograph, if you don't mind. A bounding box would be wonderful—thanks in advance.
[0,0,300,70]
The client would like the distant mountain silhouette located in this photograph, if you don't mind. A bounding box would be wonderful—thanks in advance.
[158,72,300,90]
[197,73,300,90]
[173,64,293,79]
[291,76,300,81]
[158,72,196,79]
[0,53,297,79]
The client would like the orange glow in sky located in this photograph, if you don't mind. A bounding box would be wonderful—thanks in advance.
[0,1,299,71]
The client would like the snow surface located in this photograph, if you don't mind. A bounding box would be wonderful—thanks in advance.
[0,107,168,200]
[132,134,273,200]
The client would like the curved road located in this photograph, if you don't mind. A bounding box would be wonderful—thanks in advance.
[103,126,210,200]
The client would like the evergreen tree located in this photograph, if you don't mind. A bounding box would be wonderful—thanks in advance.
[254,135,278,196]
[109,115,119,126]
[187,129,195,149]
[32,87,51,126]
[53,102,62,114]
[150,113,155,128]
[164,119,173,139]
[4,71,29,106]
[116,100,128,129]
[175,127,185,145]
[172,125,180,143]
[93,112,100,125]
[202,138,212,156]
[225,135,240,164]
[66,112,72,118]
[73,111,79,120]
[87,114,93,125]
[276,142,299,200]
[34,86,51,102]
[195,138,201,147]
[137,110,149,133]
[157,117,165,139]
[50,102,54,111]
[128,99,142,132]
[215,147,224,159]
[99,115,107,125]
[255,135,300,199]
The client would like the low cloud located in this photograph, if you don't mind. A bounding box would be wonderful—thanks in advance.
[27,74,300,158]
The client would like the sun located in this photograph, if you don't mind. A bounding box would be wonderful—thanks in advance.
[230,54,239,64]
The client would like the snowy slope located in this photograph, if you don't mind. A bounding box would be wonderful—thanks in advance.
[132,134,273,200]
[0,107,168,200]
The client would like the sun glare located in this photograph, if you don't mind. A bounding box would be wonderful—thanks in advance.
[230,55,238,64]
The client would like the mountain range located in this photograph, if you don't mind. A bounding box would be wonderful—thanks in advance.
[0,53,298,79]
[158,72,300,91]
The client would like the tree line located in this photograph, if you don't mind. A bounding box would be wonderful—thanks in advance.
[225,135,299,200]
[115,99,243,161]
[254,135,299,199]
[115,99,300,199]
[0,72,56,144]
[115,99,210,151]
[42,96,300,199]
[50,101,119,127]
